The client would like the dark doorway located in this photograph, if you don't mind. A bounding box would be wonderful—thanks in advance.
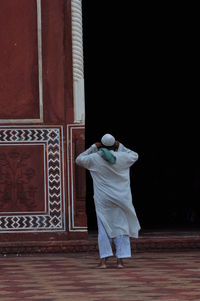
[82,2,200,231]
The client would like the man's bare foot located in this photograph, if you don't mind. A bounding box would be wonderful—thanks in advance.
[97,258,107,269]
[117,258,124,268]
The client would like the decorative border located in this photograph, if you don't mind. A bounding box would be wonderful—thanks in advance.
[0,0,43,124]
[0,126,65,232]
[67,124,87,232]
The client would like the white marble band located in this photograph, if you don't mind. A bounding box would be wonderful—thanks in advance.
[72,0,85,123]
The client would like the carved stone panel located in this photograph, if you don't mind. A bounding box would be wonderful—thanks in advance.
[0,144,45,214]
[0,126,65,233]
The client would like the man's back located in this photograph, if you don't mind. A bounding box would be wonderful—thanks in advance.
[76,143,138,203]
[75,137,141,239]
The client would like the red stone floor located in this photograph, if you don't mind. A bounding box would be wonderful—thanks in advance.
[0,251,200,301]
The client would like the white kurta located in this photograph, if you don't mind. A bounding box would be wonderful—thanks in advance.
[75,143,141,238]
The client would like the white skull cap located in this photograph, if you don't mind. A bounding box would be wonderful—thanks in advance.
[101,133,115,146]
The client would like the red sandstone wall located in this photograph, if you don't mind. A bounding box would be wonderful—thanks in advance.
[0,0,87,244]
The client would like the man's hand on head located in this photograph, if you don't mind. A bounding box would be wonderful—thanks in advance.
[95,142,102,149]
[114,140,119,150]
[95,140,119,150]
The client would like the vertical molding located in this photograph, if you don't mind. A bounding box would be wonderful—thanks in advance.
[36,0,43,122]
[67,124,87,232]
[71,0,85,124]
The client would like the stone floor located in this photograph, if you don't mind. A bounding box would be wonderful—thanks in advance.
[0,250,200,301]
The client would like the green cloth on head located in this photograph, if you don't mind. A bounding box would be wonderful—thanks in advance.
[100,148,116,164]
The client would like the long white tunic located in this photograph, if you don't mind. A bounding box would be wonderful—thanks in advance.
[75,143,141,238]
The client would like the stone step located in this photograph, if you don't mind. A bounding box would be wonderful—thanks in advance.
[1,231,200,255]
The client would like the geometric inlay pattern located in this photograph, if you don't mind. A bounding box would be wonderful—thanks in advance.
[0,126,65,232]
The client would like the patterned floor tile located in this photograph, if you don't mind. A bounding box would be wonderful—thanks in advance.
[0,251,200,300]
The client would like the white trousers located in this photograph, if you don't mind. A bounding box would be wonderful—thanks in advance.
[97,216,131,259]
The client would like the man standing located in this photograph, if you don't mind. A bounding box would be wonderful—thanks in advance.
[75,133,141,268]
